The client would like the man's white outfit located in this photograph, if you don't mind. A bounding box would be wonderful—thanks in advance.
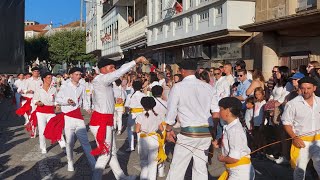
[165,75,215,180]
[282,95,320,179]
[55,81,96,171]
[90,61,137,180]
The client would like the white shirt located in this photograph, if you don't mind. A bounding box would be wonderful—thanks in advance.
[14,79,25,93]
[244,108,253,130]
[125,91,146,118]
[213,76,230,101]
[165,75,214,127]
[113,84,126,100]
[33,86,57,106]
[253,100,266,126]
[92,61,136,114]
[158,78,165,87]
[55,81,89,113]
[222,118,251,159]
[247,71,253,81]
[281,95,320,136]
[149,81,160,89]
[136,111,163,134]
[85,82,93,95]
[22,77,43,98]
[154,97,167,120]
[269,82,293,103]
[225,74,235,87]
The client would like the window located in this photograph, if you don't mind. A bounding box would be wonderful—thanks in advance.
[158,27,163,34]
[199,11,209,21]
[167,23,171,32]
[188,16,193,25]
[157,0,162,21]
[200,0,208,3]
[176,19,183,28]
[217,6,222,17]
[188,0,193,8]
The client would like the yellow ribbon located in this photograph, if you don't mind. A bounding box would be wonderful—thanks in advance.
[218,157,251,180]
[290,134,320,168]
[115,103,124,107]
[139,122,167,164]
[130,108,144,113]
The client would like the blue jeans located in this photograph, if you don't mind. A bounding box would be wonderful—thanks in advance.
[15,92,21,109]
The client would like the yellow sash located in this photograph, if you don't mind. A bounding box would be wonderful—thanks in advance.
[218,157,251,180]
[130,108,144,113]
[115,103,124,107]
[139,122,167,164]
[290,134,320,168]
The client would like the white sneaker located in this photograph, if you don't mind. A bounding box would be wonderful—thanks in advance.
[41,149,47,154]
[117,131,121,135]
[266,154,276,161]
[126,148,134,152]
[67,161,74,172]
[275,156,289,164]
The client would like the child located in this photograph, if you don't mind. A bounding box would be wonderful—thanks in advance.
[215,97,255,180]
[253,87,266,156]
[244,97,255,131]
[135,97,164,180]
[113,79,127,135]
[125,80,145,152]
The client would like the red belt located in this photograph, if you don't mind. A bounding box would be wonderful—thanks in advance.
[44,108,83,143]
[16,97,32,116]
[26,105,54,137]
[89,111,113,156]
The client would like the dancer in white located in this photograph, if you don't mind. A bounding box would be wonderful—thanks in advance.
[89,56,147,180]
[31,72,66,154]
[113,79,126,135]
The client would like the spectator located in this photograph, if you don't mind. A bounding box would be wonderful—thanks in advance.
[246,69,265,96]
[235,60,252,80]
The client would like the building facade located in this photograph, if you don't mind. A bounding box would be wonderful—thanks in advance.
[85,0,103,56]
[241,0,320,79]
[24,24,51,39]
[146,0,256,71]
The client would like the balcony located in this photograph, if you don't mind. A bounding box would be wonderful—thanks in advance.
[296,0,317,12]
[119,16,147,46]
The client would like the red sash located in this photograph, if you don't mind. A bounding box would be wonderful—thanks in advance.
[44,108,83,143]
[16,97,32,116]
[26,105,55,137]
[89,111,113,156]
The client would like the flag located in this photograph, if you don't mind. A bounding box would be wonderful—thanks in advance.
[175,2,183,13]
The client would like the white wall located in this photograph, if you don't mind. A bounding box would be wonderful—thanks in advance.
[226,1,255,30]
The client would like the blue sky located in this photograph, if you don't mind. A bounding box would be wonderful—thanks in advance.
[25,0,86,27]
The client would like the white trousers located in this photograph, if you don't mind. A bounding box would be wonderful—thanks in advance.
[36,112,66,151]
[228,164,255,180]
[90,125,126,180]
[294,140,320,180]
[166,134,211,180]
[127,114,136,150]
[113,107,123,131]
[139,135,159,180]
[64,116,96,169]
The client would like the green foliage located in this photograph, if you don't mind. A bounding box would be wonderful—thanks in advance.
[47,30,95,65]
[25,36,49,65]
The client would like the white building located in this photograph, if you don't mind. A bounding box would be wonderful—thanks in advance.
[24,24,51,39]
[147,0,256,68]
[85,0,103,56]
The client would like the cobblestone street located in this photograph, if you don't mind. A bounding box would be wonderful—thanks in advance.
[0,98,297,180]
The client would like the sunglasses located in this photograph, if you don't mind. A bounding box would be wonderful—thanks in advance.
[272,71,278,73]
[307,65,314,68]
[214,73,221,76]
[236,75,244,77]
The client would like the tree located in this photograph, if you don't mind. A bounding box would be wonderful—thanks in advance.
[25,36,49,67]
[48,30,95,67]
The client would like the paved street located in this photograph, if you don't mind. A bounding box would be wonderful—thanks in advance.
[0,98,298,180]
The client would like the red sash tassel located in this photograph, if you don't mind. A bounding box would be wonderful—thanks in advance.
[44,108,83,144]
[26,105,55,137]
[16,97,32,116]
[89,111,113,156]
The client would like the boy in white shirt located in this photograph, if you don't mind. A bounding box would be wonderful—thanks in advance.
[113,79,127,135]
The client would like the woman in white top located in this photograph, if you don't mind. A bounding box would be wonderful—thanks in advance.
[136,97,163,180]
[13,73,25,109]
[32,72,66,154]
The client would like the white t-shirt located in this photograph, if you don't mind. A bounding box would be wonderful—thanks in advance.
[136,111,163,134]
[253,100,266,126]
[244,108,253,130]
